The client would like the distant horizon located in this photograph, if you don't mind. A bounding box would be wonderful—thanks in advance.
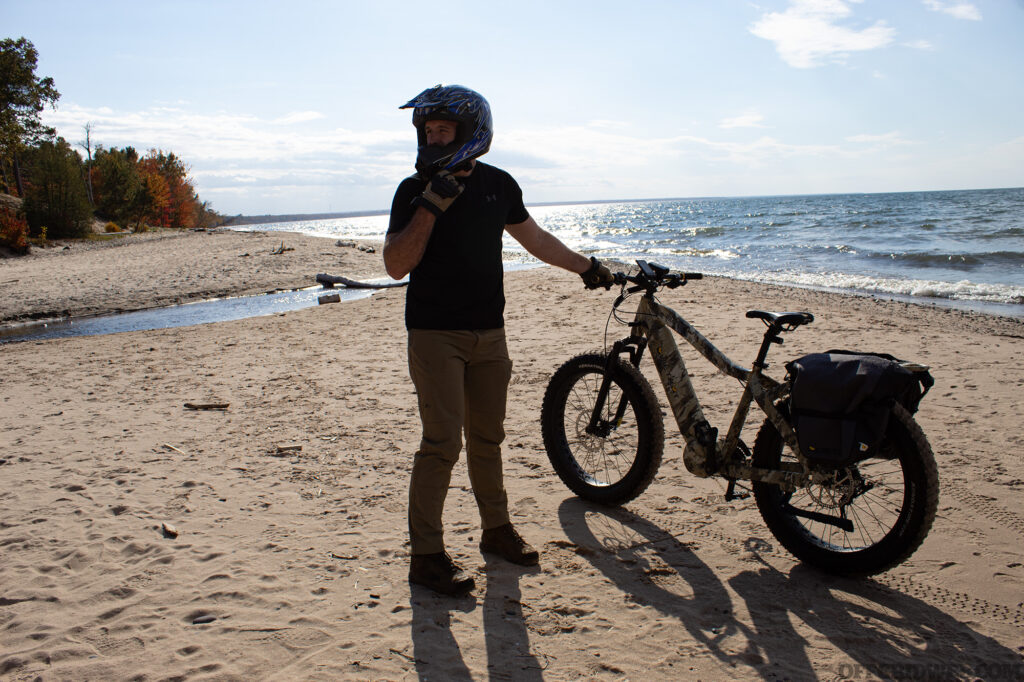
[226,185,1022,224]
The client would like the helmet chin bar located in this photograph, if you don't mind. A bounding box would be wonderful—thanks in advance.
[415,143,463,177]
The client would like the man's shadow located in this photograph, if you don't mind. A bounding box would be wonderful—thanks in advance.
[409,560,542,680]
[558,497,1023,680]
[410,585,476,681]
[482,558,544,680]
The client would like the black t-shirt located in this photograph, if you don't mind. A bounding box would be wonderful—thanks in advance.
[387,162,530,330]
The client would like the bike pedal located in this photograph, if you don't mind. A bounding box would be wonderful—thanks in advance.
[724,480,750,502]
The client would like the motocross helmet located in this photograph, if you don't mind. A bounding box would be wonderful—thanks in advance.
[400,84,493,176]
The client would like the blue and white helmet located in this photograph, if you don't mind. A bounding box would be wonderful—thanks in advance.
[400,84,493,176]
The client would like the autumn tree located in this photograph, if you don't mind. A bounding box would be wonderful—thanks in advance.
[0,37,60,196]
[143,149,198,228]
[133,156,171,230]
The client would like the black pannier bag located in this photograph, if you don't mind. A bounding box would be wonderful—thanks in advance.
[786,350,933,468]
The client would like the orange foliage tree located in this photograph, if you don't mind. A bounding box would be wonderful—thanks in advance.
[90,146,206,229]
[142,150,198,228]
[0,204,30,253]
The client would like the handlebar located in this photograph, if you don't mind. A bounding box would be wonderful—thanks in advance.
[607,259,702,294]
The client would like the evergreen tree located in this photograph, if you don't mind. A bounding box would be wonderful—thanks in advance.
[92,146,142,224]
[0,37,60,196]
[22,139,93,238]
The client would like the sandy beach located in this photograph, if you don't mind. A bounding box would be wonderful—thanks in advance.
[2,230,1023,680]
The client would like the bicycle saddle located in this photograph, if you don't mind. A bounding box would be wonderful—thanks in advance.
[745,310,814,327]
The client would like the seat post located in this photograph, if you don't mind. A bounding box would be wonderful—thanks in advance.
[752,324,783,369]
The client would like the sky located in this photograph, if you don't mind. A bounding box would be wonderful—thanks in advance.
[3,0,1023,216]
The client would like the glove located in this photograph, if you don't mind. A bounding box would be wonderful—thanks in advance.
[412,170,465,217]
[580,256,614,290]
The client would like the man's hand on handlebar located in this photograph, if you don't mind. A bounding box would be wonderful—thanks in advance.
[580,257,615,290]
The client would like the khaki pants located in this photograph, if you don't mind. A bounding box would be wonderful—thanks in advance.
[407,328,513,555]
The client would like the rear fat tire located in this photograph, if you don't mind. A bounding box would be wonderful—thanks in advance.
[752,403,938,575]
[541,353,664,505]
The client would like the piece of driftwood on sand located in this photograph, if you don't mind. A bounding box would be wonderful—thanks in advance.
[315,273,407,289]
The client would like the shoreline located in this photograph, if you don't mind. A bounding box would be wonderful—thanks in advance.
[3,229,1022,333]
[0,229,383,325]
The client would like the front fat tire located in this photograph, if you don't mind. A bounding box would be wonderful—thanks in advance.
[752,403,939,576]
[541,353,664,505]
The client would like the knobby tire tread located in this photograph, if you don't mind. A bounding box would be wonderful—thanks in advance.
[541,352,664,505]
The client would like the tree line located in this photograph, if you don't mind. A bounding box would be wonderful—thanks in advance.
[1,37,222,254]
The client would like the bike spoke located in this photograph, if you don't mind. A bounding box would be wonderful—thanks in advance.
[563,371,640,487]
[783,455,910,552]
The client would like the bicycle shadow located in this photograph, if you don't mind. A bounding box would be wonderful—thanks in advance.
[557,497,761,671]
[408,562,543,680]
[557,497,1023,679]
[729,555,1024,680]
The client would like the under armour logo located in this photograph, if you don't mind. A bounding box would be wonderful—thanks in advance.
[485,194,497,202]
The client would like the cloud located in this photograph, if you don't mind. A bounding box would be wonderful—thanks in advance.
[845,132,911,144]
[904,39,935,50]
[719,112,767,129]
[272,111,326,124]
[36,104,947,213]
[42,103,406,165]
[749,0,896,68]
[587,119,631,130]
[844,132,916,154]
[40,103,412,212]
[922,1,982,21]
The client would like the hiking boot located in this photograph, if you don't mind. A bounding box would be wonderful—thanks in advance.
[409,552,475,596]
[480,523,539,566]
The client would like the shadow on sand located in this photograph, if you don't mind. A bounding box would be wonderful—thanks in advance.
[556,497,1023,680]
[409,559,543,680]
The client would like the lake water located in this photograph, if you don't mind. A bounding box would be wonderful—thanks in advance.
[5,187,1021,343]
[241,187,1023,317]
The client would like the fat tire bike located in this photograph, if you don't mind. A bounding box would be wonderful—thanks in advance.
[542,260,938,576]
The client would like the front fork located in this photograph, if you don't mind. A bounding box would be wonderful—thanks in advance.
[587,334,648,437]
[587,319,720,477]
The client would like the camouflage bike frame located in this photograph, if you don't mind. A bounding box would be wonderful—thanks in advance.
[596,260,822,499]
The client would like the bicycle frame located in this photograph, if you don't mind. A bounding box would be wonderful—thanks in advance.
[604,293,817,492]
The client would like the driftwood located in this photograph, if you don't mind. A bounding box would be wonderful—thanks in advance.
[316,273,407,289]
[184,402,230,410]
[270,241,294,255]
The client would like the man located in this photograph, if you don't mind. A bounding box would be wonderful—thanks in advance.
[384,84,613,596]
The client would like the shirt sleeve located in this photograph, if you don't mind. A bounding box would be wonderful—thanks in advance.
[387,176,424,235]
[505,172,530,225]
